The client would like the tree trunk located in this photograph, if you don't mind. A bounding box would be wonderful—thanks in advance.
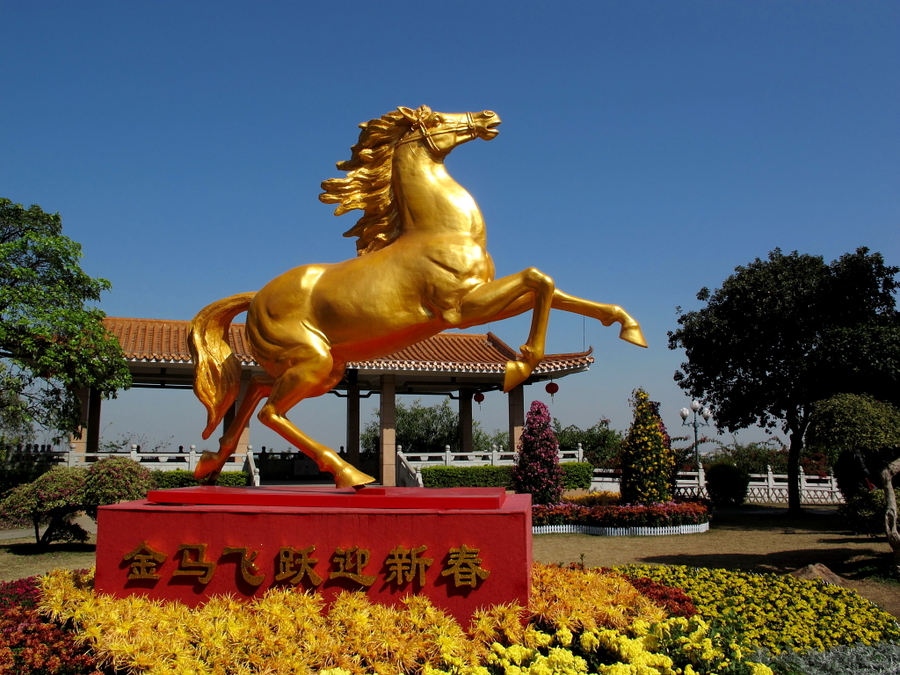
[881,457,900,578]
[787,431,804,515]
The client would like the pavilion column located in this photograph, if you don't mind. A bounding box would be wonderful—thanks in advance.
[345,369,360,467]
[224,370,252,459]
[86,388,102,454]
[459,388,474,455]
[379,374,396,486]
[508,384,525,453]
[69,387,91,458]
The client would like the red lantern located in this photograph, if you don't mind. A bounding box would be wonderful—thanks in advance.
[545,381,559,402]
[473,392,485,403]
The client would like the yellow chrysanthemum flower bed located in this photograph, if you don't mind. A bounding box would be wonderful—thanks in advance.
[38,562,897,675]
[616,565,900,655]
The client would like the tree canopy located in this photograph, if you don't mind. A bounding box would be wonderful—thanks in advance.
[668,247,900,512]
[808,393,900,576]
[361,399,491,454]
[0,198,131,443]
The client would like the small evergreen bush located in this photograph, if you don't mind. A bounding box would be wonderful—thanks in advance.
[704,461,750,508]
[838,488,886,536]
[560,462,592,490]
[512,401,564,505]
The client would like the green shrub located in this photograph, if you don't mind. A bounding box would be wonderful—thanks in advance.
[561,462,592,490]
[704,461,750,507]
[83,456,155,518]
[838,488,887,536]
[151,470,251,489]
[420,465,512,488]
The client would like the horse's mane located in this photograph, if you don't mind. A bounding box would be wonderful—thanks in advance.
[320,106,431,256]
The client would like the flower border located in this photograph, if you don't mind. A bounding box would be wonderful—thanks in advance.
[533,522,710,536]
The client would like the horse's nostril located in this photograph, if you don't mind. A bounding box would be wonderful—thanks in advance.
[484,111,495,117]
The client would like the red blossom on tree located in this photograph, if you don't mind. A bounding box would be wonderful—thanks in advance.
[512,400,564,505]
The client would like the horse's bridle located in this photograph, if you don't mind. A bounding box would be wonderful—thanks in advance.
[397,112,477,155]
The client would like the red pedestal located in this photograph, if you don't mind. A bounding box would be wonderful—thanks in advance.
[95,486,531,624]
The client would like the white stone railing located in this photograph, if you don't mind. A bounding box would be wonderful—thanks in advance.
[593,465,843,505]
[397,444,585,488]
[7,448,261,486]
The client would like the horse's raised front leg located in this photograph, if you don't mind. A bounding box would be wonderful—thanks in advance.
[551,290,648,348]
[456,267,555,392]
[457,279,648,392]
[195,373,274,484]
[257,347,376,488]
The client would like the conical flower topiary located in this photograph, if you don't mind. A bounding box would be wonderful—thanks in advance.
[512,400,564,505]
[620,388,675,505]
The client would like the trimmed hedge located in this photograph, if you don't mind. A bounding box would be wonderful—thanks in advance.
[561,462,593,490]
[419,462,592,490]
[420,465,511,488]
[151,470,250,489]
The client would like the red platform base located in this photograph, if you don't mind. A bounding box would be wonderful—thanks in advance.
[95,486,532,624]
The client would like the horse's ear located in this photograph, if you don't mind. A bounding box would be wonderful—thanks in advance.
[397,107,417,122]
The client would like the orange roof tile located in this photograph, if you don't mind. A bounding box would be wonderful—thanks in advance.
[103,317,593,374]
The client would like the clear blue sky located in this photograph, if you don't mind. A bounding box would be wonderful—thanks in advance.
[2,1,898,453]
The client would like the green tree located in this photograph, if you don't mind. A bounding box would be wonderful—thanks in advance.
[0,199,131,441]
[553,417,623,468]
[807,393,900,575]
[512,400,563,505]
[620,389,674,505]
[360,398,490,454]
[668,247,900,514]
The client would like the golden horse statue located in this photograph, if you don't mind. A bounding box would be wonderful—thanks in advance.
[189,105,646,487]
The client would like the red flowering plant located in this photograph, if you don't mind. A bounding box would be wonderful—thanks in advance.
[532,500,709,528]
[512,400,564,505]
[0,576,100,675]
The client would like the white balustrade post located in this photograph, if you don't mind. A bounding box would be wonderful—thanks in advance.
[189,446,197,472]
[490,444,498,466]
[576,442,583,463]
[444,445,452,466]
[766,465,775,503]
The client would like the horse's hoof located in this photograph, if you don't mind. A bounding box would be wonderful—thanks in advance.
[503,360,533,392]
[193,450,224,483]
[334,465,377,489]
[619,323,648,348]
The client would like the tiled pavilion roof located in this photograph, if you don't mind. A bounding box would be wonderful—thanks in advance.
[103,317,594,375]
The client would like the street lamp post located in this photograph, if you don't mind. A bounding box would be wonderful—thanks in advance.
[679,401,712,470]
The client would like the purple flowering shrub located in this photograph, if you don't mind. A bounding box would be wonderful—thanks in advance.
[82,456,154,518]
[0,457,154,546]
[0,467,89,546]
[512,400,564,505]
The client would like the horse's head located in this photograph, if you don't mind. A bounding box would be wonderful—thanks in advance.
[397,106,501,155]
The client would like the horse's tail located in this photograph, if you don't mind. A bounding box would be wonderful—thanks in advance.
[188,292,256,439]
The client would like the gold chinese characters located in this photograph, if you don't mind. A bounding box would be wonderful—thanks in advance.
[123,541,490,590]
